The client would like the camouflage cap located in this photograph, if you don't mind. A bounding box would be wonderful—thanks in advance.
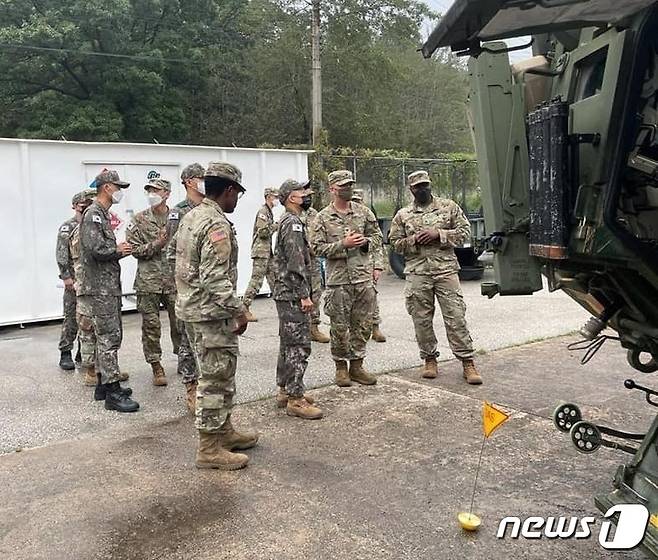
[278,179,311,203]
[264,187,280,198]
[206,162,244,189]
[328,169,355,187]
[181,163,205,181]
[144,178,171,192]
[351,188,364,202]
[95,169,130,188]
[408,170,432,187]
[72,189,95,205]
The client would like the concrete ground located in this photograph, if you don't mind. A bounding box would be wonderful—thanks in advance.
[0,270,653,559]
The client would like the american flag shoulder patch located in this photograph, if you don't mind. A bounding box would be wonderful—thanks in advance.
[209,230,228,243]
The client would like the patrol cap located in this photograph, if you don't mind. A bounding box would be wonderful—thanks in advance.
[144,178,172,192]
[408,170,432,187]
[328,170,355,187]
[351,188,364,202]
[181,163,205,181]
[95,169,130,188]
[278,179,311,203]
[72,189,95,205]
[206,162,244,190]
[264,187,280,198]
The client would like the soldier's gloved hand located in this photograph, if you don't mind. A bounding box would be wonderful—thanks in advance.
[233,312,248,335]
[416,229,440,245]
[117,242,133,257]
[301,297,314,314]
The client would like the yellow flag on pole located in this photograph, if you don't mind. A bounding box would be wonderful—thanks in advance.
[482,401,510,438]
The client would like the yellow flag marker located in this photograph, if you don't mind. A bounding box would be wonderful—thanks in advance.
[458,402,511,532]
[483,401,510,438]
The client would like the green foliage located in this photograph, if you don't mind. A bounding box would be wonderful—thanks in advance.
[0,0,472,156]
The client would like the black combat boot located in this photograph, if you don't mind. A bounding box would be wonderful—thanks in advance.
[104,382,140,413]
[59,351,75,371]
[94,382,133,401]
[74,347,82,365]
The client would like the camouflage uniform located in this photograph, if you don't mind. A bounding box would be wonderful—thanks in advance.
[78,200,125,385]
[274,209,313,398]
[243,198,278,307]
[167,198,200,384]
[389,193,475,360]
[56,216,79,353]
[300,206,323,326]
[127,202,180,365]
[310,192,384,362]
[70,222,96,369]
[175,164,245,434]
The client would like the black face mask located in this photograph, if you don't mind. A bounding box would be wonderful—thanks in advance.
[413,186,432,205]
[301,195,313,211]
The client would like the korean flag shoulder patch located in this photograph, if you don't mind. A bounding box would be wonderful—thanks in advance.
[169,212,179,220]
[292,223,303,232]
[60,225,70,233]
[92,215,102,224]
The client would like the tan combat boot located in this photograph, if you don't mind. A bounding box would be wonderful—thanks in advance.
[349,359,377,385]
[244,308,258,322]
[195,432,249,470]
[276,387,315,408]
[83,365,96,387]
[118,371,130,382]
[218,418,259,451]
[310,324,330,343]
[185,381,197,414]
[335,360,352,387]
[151,362,168,386]
[422,357,438,379]
[287,396,323,420]
[462,359,483,385]
[371,326,387,343]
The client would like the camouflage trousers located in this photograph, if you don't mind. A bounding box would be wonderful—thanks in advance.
[186,320,238,434]
[324,282,375,361]
[243,257,277,308]
[77,295,122,384]
[310,257,323,326]
[372,286,381,326]
[136,293,180,364]
[177,319,198,384]
[275,300,311,398]
[76,297,97,369]
[404,273,475,361]
[58,288,78,352]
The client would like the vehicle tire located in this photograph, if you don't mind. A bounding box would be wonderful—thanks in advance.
[388,248,406,280]
[458,266,485,281]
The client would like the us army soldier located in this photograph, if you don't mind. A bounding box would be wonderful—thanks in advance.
[127,178,180,387]
[166,163,205,413]
[351,188,387,343]
[388,170,482,385]
[78,170,140,412]
[242,188,279,322]
[274,179,323,420]
[56,191,90,370]
[310,170,384,387]
[175,162,257,470]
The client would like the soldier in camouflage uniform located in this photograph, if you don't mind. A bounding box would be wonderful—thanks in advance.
[273,179,323,420]
[310,170,385,387]
[166,163,205,413]
[56,191,92,370]
[127,178,180,387]
[388,170,482,385]
[351,188,387,343]
[79,170,140,412]
[175,162,257,470]
[300,201,330,343]
[242,188,279,322]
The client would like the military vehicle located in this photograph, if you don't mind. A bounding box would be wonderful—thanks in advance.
[422,0,658,554]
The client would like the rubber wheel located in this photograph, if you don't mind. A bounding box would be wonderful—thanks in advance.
[388,249,406,280]
[458,266,485,281]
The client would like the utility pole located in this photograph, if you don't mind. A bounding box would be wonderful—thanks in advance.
[311,0,322,146]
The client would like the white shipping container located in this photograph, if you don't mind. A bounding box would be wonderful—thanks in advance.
[0,138,312,327]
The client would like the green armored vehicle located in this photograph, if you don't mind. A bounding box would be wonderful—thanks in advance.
[423,0,658,554]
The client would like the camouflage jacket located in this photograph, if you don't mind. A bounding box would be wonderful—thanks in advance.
[250,204,277,259]
[310,202,384,286]
[165,198,199,269]
[300,207,319,257]
[78,201,122,296]
[56,216,79,280]
[388,196,470,275]
[69,223,83,282]
[126,207,175,294]
[174,198,244,322]
[273,211,312,301]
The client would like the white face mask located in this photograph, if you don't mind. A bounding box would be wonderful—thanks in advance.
[111,189,124,204]
[196,180,206,196]
[147,193,163,207]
